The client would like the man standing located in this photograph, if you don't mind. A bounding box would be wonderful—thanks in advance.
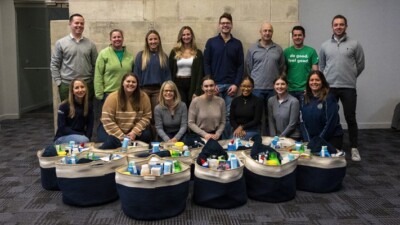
[246,22,284,135]
[51,13,98,101]
[204,12,244,139]
[284,25,319,101]
[319,14,365,161]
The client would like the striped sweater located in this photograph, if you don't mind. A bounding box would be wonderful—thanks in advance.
[101,90,152,139]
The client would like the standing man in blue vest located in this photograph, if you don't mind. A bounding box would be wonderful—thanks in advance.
[319,15,365,161]
[204,12,244,139]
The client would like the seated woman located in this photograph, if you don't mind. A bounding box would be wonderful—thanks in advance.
[154,81,188,142]
[54,78,93,144]
[100,73,152,144]
[300,70,343,152]
[188,76,225,141]
[230,76,263,140]
[268,75,300,139]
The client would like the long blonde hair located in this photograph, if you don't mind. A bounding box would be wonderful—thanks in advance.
[158,81,181,109]
[65,78,89,118]
[173,26,198,59]
[141,30,168,70]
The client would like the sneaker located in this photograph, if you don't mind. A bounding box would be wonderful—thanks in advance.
[332,150,345,157]
[351,148,361,161]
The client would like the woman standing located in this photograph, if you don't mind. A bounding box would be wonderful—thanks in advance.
[268,75,300,139]
[154,81,187,142]
[94,29,134,101]
[134,30,171,139]
[133,30,171,114]
[169,26,204,107]
[188,76,226,141]
[54,78,93,144]
[94,29,134,141]
[101,73,152,143]
[230,76,263,140]
[300,70,343,149]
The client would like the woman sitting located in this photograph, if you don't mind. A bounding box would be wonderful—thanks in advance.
[54,78,93,144]
[154,81,188,142]
[300,70,343,152]
[100,73,152,144]
[230,76,263,140]
[188,76,225,141]
[268,75,300,139]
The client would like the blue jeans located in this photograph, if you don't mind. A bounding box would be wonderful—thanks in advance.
[243,129,260,141]
[54,134,89,144]
[289,91,304,103]
[252,89,275,136]
[330,88,358,148]
[217,84,234,139]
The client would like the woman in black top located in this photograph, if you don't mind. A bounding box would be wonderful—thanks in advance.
[229,76,263,140]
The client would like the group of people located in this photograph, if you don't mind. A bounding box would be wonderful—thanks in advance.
[50,12,364,161]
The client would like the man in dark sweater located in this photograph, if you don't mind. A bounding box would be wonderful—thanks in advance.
[203,12,244,139]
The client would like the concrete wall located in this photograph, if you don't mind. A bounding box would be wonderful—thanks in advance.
[300,0,400,129]
[58,0,298,55]
[0,0,19,120]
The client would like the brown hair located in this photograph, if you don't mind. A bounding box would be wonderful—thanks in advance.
[304,70,330,104]
[118,73,141,111]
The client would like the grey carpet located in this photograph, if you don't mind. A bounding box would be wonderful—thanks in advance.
[1,115,400,225]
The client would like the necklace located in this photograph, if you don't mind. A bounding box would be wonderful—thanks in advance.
[242,97,247,104]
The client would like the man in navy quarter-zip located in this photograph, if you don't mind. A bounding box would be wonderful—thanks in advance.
[204,12,244,139]
[319,14,365,161]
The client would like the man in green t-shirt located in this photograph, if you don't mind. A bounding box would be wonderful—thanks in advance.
[283,26,318,101]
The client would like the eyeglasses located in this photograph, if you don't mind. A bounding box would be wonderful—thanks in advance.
[220,22,232,25]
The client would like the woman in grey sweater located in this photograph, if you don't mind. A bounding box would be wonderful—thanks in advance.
[154,81,187,142]
[268,75,300,139]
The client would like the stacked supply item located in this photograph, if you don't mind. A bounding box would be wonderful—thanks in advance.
[115,155,191,220]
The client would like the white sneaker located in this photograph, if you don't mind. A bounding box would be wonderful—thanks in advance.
[351,148,361,161]
[332,150,345,157]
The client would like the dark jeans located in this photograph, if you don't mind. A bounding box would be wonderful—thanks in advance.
[252,89,275,136]
[289,90,305,103]
[330,88,358,148]
[96,93,110,142]
[175,78,191,108]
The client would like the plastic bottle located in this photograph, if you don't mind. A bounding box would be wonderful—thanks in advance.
[121,136,129,152]
[127,161,137,174]
[69,141,75,154]
[320,146,327,157]
[271,136,279,148]
[70,153,77,164]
